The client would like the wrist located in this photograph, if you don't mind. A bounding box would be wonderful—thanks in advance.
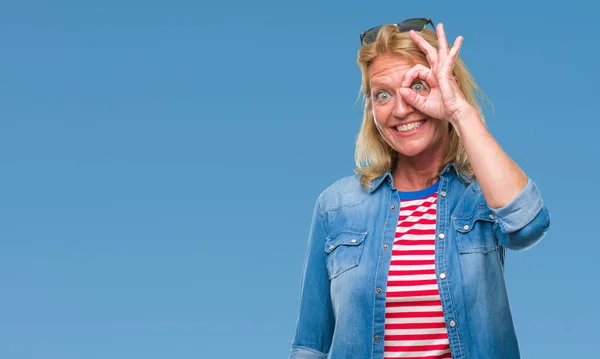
[450,107,484,136]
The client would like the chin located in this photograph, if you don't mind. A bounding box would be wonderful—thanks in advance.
[390,140,431,158]
[387,132,449,159]
[395,147,428,158]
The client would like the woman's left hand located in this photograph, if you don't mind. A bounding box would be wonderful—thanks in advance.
[399,23,475,125]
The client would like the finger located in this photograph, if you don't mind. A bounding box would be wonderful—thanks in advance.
[448,35,463,60]
[399,88,427,112]
[437,23,449,59]
[409,30,438,66]
[401,64,438,88]
[445,35,464,72]
[400,64,430,87]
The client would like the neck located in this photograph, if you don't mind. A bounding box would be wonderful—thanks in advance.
[392,138,451,192]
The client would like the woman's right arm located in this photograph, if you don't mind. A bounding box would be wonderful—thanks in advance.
[288,198,335,359]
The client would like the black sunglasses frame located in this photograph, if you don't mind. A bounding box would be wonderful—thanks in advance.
[359,18,435,45]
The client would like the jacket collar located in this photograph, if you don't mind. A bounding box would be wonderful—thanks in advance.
[366,162,469,194]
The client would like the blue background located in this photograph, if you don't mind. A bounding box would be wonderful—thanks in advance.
[0,0,597,358]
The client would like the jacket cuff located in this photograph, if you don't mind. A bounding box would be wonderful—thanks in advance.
[289,345,328,359]
[489,177,544,234]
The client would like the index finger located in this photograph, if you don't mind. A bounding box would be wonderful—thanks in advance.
[400,63,437,88]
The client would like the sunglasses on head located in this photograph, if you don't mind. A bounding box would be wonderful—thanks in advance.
[359,18,435,45]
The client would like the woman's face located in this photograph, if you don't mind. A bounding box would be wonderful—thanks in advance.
[368,52,450,160]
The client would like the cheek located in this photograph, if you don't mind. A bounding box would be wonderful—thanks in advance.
[435,120,450,133]
[371,106,389,135]
[372,105,389,124]
[431,120,450,139]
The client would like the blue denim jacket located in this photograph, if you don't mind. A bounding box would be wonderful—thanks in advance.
[288,162,551,359]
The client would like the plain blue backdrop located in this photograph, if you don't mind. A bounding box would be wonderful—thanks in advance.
[0,0,597,358]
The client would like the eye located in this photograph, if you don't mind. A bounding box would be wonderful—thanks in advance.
[374,91,391,102]
[410,80,429,93]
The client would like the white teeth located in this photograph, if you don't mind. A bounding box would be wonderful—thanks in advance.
[396,120,426,132]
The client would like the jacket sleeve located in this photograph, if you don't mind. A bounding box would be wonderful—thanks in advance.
[490,177,551,251]
[288,197,334,359]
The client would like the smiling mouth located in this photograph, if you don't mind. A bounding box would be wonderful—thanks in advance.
[393,119,428,133]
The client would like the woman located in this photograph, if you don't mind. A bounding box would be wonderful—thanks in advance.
[288,19,551,359]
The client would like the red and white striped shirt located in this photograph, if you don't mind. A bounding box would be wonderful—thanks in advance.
[384,187,451,359]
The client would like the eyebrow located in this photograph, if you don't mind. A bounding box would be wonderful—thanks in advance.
[370,82,391,89]
[371,77,423,89]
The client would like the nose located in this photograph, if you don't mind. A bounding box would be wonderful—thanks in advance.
[392,94,415,118]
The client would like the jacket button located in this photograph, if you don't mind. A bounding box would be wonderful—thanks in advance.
[440,273,446,279]
[390,205,396,210]
[438,233,445,239]
[351,239,357,243]
[440,191,447,197]
[376,288,382,294]
[489,214,495,220]
[382,244,388,250]
[463,225,470,230]
[449,320,456,328]
[374,335,381,342]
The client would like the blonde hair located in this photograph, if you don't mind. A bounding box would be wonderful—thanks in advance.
[354,24,487,191]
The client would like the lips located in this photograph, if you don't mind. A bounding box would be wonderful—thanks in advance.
[391,119,429,133]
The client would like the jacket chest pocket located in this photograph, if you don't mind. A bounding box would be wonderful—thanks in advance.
[452,209,498,254]
[324,229,367,279]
